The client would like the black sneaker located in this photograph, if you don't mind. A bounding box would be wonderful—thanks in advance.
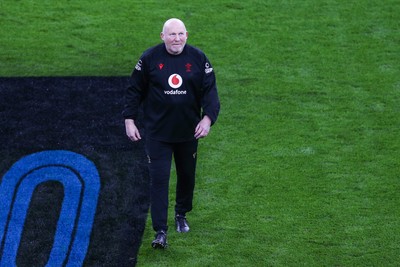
[151,230,167,249]
[175,214,190,233]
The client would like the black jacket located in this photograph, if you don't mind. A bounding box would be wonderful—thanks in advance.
[123,43,220,142]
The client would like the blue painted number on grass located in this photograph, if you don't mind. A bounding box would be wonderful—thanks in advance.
[0,150,100,266]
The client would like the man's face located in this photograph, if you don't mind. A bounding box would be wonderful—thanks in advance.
[161,21,188,55]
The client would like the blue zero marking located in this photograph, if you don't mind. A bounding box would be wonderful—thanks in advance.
[0,150,100,266]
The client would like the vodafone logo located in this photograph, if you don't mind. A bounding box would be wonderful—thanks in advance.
[165,74,186,95]
[168,74,183,89]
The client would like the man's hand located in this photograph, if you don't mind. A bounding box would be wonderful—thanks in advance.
[125,119,142,141]
[194,115,212,139]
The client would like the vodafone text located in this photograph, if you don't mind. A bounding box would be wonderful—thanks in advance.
[164,89,187,95]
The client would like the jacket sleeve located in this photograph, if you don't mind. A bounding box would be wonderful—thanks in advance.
[122,57,148,120]
[201,58,220,125]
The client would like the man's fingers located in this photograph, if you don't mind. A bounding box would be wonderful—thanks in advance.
[127,130,141,142]
[133,132,142,141]
[129,135,139,141]
[194,127,209,139]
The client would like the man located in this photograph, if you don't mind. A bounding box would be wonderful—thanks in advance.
[123,18,220,249]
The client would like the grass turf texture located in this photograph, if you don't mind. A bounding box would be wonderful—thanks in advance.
[1,0,400,266]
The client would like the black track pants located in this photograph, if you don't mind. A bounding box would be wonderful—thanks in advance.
[145,138,198,232]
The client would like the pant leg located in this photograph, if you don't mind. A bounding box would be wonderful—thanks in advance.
[145,139,173,232]
[173,139,199,215]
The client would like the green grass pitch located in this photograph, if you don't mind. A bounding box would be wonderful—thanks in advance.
[1,0,399,266]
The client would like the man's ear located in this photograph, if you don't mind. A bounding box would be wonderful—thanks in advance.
[160,32,165,41]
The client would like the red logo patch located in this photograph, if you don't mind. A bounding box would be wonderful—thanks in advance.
[168,74,183,89]
[171,75,180,85]
[185,63,192,72]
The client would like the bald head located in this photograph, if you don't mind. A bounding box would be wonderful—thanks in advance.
[161,18,188,55]
[162,18,186,34]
